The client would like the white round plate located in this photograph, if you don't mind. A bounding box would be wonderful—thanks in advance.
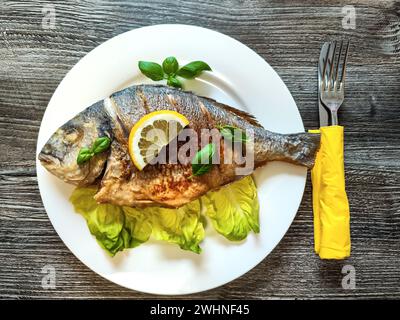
[36,24,306,295]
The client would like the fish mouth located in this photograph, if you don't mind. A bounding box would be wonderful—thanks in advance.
[38,152,61,167]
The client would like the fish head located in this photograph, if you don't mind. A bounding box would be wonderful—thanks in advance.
[38,103,111,186]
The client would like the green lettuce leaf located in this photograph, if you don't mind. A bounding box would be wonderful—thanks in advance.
[122,207,153,248]
[69,188,204,255]
[203,176,260,241]
[150,200,205,254]
[69,176,259,256]
[70,188,152,256]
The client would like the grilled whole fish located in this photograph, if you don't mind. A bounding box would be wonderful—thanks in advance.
[39,85,320,208]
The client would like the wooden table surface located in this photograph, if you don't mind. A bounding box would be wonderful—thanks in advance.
[1,0,399,299]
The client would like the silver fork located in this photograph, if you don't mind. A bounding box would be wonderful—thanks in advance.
[320,40,350,125]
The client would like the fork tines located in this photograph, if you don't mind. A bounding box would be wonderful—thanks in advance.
[322,40,350,91]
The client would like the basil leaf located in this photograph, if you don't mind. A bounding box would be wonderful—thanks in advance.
[162,56,179,75]
[192,163,213,177]
[217,125,248,142]
[77,148,94,165]
[167,76,182,89]
[138,61,164,81]
[92,136,111,154]
[191,143,216,176]
[77,137,111,165]
[177,61,212,79]
[219,127,235,140]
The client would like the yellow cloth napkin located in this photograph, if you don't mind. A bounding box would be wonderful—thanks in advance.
[309,126,351,259]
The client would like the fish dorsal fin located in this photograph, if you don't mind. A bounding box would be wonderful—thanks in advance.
[201,96,263,128]
[135,85,264,128]
[219,104,263,128]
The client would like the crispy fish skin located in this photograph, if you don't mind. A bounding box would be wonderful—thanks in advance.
[94,141,211,208]
[38,85,320,208]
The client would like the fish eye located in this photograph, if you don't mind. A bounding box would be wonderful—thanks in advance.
[64,127,82,144]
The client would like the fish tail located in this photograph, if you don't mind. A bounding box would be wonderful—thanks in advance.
[254,129,320,169]
[282,132,320,168]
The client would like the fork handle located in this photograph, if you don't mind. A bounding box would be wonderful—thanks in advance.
[331,110,338,126]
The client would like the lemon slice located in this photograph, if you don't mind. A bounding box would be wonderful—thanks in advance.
[128,110,189,170]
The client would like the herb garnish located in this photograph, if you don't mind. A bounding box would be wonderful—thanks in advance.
[139,57,211,89]
[77,136,111,165]
[176,61,212,79]
[190,125,248,177]
[191,143,216,177]
[217,124,248,143]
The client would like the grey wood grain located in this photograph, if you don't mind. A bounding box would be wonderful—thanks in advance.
[0,0,399,299]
